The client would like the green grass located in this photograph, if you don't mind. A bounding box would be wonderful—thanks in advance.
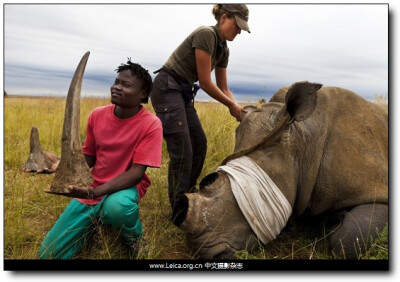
[3,96,388,260]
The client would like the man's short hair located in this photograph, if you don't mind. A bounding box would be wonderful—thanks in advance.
[116,59,152,104]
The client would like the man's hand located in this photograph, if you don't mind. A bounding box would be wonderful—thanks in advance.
[66,185,96,199]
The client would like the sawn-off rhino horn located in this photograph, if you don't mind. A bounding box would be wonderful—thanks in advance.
[48,51,93,194]
[24,127,52,172]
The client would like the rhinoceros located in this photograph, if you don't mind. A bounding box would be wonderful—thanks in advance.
[172,81,388,259]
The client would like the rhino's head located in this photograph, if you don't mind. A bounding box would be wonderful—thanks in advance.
[173,172,259,259]
[174,81,322,259]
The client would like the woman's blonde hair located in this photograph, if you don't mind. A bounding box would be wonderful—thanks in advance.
[212,4,233,21]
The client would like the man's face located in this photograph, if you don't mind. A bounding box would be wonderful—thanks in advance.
[110,69,145,108]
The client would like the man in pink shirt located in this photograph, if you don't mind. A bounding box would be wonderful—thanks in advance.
[39,60,163,259]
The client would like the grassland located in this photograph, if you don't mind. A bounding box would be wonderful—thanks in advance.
[3,96,388,260]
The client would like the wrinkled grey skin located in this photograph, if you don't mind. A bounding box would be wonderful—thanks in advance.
[177,173,259,259]
[174,81,388,259]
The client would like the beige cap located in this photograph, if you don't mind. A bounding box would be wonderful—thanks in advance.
[221,4,250,33]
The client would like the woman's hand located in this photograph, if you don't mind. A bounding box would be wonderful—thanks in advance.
[66,185,96,199]
[229,103,247,121]
[195,49,247,122]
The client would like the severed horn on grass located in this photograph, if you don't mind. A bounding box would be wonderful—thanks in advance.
[24,127,60,173]
[45,51,93,195]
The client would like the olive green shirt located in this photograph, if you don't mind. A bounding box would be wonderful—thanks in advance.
[164,24,229,84]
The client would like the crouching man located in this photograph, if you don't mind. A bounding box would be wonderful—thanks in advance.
[39,60,163,259]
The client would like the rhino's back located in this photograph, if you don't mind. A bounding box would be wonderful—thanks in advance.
[309,86,388,214]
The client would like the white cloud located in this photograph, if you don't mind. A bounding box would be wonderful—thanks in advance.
[3,3,388,101]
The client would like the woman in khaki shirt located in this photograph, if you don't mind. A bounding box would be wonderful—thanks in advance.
[150,4,250,212]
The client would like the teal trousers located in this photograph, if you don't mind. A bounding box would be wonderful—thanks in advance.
[38,187,143,259]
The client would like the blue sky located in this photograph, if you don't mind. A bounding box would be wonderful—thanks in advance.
[3,3,389,102]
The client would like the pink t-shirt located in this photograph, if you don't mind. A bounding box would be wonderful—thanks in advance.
[78,104,163,205]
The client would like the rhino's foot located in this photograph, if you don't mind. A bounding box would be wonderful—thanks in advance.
[329,203,388,259]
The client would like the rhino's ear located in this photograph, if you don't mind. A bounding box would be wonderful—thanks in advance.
[243,105,258,113]
[240,105,258,122]
[284,81,322,122]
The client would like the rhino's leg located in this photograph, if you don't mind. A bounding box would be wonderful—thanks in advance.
[329,204,388,259]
